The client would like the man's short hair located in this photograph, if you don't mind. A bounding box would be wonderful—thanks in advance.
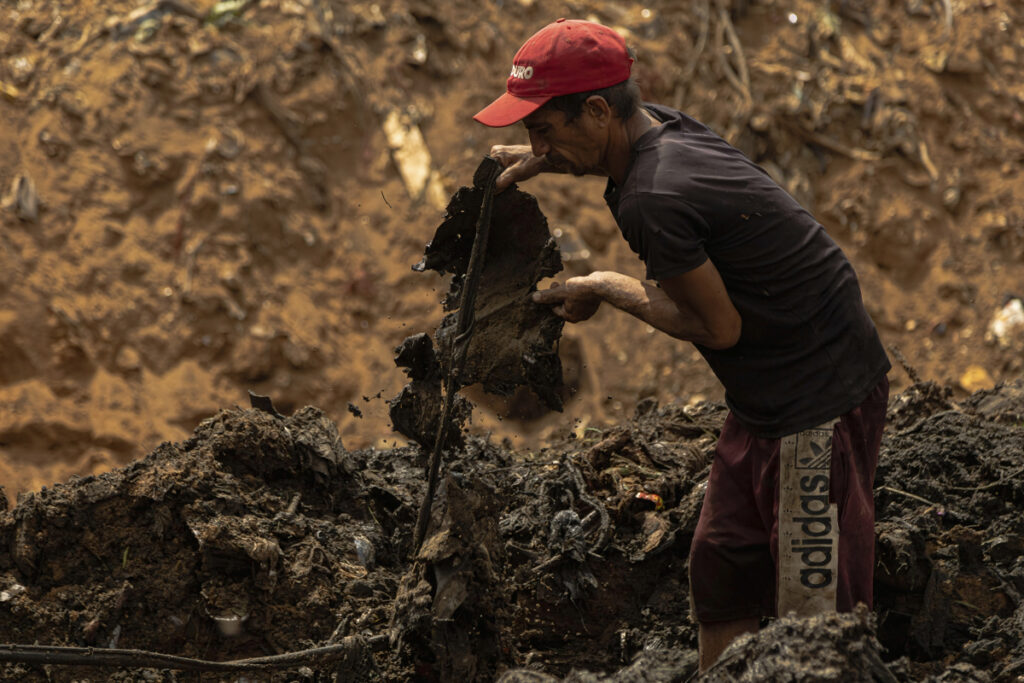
[542,75,641,123]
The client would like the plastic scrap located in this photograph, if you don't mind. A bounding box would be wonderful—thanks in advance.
[206,0,252,28]
[986,298,1024,348]
[2,174,39,222]
[635,492,664,511]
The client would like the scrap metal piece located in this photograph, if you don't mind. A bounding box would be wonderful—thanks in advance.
[382,109,448,210]
[2,175,38,222]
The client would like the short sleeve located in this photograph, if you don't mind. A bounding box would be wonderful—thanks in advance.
[617,191,710,281]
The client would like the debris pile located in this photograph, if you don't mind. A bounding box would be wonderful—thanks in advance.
[0,380,1021,680]
[703,608,895,683]
[874,380,1024,678]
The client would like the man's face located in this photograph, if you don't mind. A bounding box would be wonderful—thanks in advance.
[522,106,605,176]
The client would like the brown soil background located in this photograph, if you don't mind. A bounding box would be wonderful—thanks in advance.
[1,0,1022,504]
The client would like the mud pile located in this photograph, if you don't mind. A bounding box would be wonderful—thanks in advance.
[2,0,1023,501]
[0,380,1021,681]
[874,380,1024,677]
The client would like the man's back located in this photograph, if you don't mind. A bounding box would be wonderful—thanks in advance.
[604,104,890,436]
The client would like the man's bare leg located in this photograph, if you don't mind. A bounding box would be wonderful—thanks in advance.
[698,617,760,672]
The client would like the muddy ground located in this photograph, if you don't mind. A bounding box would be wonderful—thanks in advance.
[1,0,1023,499]
[1,0,1024,680]
[0,379,1022,681]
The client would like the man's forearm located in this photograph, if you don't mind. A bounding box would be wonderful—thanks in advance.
[531,267,741,348]
[588,271,722,346]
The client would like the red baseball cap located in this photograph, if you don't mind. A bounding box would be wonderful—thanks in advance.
[473,19,633,128]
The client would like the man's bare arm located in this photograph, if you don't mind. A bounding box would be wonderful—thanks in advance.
[532,261,742,349]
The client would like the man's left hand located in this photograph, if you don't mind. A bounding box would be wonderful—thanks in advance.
[531,278,602,322]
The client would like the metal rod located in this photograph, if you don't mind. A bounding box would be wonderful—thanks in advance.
[412,157,502,555]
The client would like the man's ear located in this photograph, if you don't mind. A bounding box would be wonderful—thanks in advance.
[584,96,612,126]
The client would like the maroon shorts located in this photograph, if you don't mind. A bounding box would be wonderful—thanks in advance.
[688,376,889,622]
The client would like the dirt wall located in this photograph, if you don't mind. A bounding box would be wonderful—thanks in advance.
[1,0,1022,502]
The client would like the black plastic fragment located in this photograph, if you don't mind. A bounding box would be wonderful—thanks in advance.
[248,390,284,418]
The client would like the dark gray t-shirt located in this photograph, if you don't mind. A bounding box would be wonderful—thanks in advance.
[604,103,890,437]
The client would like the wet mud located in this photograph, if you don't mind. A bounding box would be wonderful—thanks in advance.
[412,158,564,410]
[1,380,1022,681]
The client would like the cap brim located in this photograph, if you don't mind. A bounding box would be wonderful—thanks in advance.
[473,91,550,127]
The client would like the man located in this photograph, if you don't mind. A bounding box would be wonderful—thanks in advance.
[473,18,891,671]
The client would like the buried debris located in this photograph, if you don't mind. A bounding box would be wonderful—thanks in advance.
[389,332,472,451]
[0,383,1023,679]
[388,158,570,556]
[705,607,897,683]
[873,379,1024,666]
[389,472,507,681]
[407,157,504,554]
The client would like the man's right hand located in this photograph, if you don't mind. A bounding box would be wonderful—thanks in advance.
[490,145,549,191]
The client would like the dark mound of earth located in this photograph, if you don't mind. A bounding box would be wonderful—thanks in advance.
[1,380,1023,681]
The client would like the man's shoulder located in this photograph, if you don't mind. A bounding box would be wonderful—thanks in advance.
[641,103,719,137]
[641,101,679,121]
[624,133,702,201]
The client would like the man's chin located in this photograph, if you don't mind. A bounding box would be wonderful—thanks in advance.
[549,157,586,176]
[556,162,585,176]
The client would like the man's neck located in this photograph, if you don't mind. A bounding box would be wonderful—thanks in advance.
[605,108,658,185]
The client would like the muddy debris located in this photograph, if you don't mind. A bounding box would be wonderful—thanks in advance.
[412,157,565,409]
[389,471,507,681]
[0,380,1021,680]
[874,379,1024,673]
[703,608,896,683]
[389,332,473,451]
[389,158,565,449]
